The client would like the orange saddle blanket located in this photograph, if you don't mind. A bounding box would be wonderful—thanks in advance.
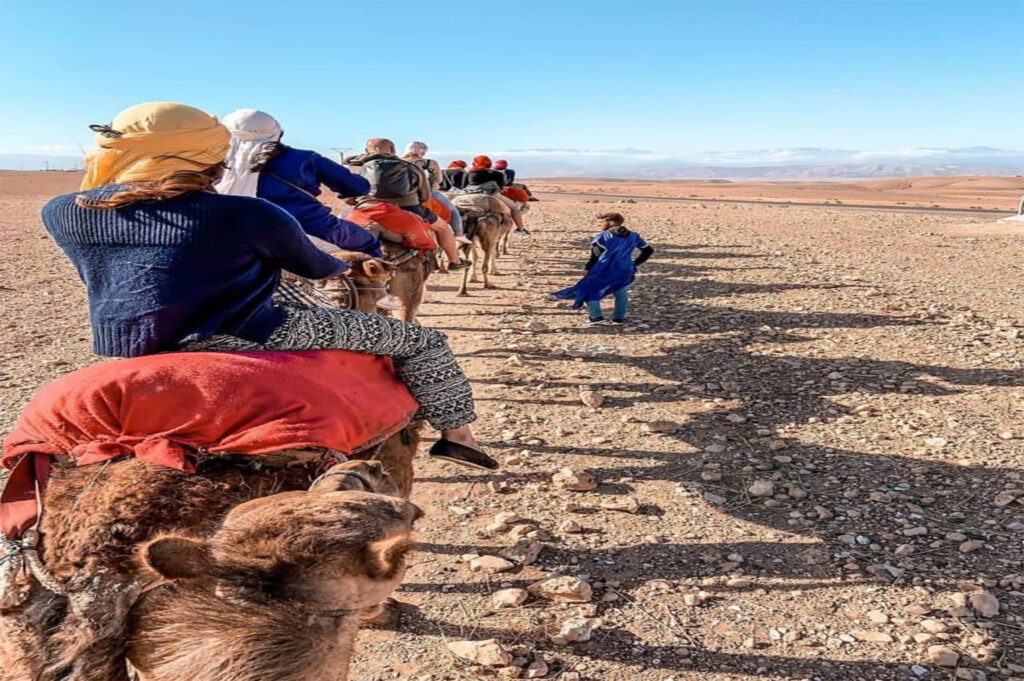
[347,202,437,252]
[1,350,419,539]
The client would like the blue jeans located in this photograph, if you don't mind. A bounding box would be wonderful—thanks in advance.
[431,191,463,235]
[586,287,628,321]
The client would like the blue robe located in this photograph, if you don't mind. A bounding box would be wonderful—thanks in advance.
[553,230,646,308]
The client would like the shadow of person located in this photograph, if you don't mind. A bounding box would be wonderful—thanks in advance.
[435,318,1021,676]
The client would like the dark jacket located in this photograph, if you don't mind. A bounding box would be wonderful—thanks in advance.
[441,168,467,191]
[465,169,508,188]
[43,186,346,357]
[257,147,380,255]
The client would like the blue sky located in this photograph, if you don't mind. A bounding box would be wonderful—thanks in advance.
[1,0,1022,159]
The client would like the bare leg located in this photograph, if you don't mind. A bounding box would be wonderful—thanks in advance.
[510,209,525,231]
[429,221,464,265]
[442,425,482,452]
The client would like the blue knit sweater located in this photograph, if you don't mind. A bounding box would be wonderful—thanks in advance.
[42,186,347,357]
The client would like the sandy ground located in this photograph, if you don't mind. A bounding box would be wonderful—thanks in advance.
[1,172,1023,680]
[528,176,1024,212]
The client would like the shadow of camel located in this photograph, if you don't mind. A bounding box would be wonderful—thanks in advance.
[413,239,1023,678]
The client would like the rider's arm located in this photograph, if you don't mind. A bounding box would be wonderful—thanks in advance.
[313,153,371,198]
[585,244,604,271]
[413,164,432,204]
[249,202,349,278]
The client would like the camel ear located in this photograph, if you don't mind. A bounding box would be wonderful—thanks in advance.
[142,536,215,580]
[364,259,395,277]
[366,534,415,580]
[365,500,421,579]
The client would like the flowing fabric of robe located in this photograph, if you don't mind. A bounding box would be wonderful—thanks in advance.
[552,230,644,308]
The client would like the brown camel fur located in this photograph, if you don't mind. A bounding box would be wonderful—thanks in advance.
[456,212,505,296]
[0,426,420,681]
[316,251,396,312]
[127,482,420,681]
[373,236,430,324]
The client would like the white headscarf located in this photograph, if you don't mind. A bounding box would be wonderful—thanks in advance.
[215,108,283,197]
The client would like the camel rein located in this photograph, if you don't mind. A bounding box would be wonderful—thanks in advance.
[387,249,422,268]
[1,529,67,596]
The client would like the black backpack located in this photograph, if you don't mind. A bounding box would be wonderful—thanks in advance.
[364,157,416,199]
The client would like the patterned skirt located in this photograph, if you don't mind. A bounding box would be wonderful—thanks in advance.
[183,305,476,431]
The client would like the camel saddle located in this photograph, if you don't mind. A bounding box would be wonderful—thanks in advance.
[0,350,419,539]
[450,193,493,213]
[347,203,436,252]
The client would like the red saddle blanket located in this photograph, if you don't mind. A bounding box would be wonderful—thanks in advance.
[1,350,419,539]
[347,202,437,252]
[500,186,530,203]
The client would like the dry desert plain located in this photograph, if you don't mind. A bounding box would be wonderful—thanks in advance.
[1,171,1023,680]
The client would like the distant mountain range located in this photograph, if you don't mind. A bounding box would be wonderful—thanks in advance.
[430,146,1024,180]
[3,147,1023,180]
[0,153,84,171]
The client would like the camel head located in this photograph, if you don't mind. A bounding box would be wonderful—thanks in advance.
[309,459,400,496]
[327,252,396,313]
[140,489,421,613]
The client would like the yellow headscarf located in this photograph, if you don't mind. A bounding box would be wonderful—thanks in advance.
[80,102,231,190]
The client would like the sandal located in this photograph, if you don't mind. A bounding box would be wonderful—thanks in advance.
[429,439,499,470]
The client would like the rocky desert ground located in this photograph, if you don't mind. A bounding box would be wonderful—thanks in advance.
[1,171,1022,680]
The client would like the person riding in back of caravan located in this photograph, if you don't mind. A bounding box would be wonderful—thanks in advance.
[441,160,468,191]
[43,102,497,471]
[347,138,470,271]
[402,141,469,244]
[494,159,516,185]
[465,155,529,234]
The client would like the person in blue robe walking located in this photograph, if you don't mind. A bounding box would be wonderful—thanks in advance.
[552,212,654,324]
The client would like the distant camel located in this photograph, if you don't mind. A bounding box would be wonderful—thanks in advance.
[457,210,506,296]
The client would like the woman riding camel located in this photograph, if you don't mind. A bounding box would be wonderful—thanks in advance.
[401,140,467,242]
[216,108,381,257]
[465,155,528,233]
[42,102,497,470]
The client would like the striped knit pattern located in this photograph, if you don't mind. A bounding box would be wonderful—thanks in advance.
[182,308,477,431]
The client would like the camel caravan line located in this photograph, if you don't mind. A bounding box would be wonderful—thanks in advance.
[0,103,536,680]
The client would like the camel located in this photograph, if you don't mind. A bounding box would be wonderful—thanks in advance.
[127,464,420,681]
[450,194,515,275]
[363,227,431,324]
[316,251,397,312]
[456,211,506,296]
[0,242,428,679]
[0,439,420,680]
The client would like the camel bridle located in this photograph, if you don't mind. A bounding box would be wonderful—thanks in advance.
[310,468,377,492]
